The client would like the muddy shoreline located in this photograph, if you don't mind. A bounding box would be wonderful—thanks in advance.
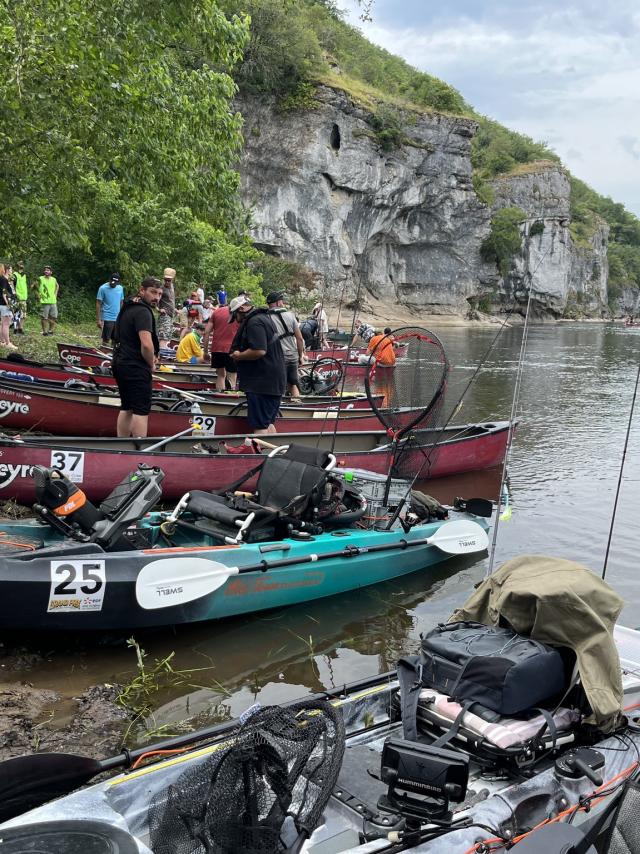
[0,644,130,762]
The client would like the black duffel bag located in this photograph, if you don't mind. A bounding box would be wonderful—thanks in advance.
[398,621,569,742]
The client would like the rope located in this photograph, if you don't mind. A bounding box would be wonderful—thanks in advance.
[602,352,640,580]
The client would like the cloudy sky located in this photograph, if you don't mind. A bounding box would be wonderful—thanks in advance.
[340,0,640,216]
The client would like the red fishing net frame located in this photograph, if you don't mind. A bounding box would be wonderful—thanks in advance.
[364,326,449,440]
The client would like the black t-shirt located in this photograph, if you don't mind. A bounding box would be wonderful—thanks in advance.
[0,275,10,308]
[231,310,286,396]
[113,299,159,368]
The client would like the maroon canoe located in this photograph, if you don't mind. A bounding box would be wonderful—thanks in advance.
[0,358,378,408]
[0,421,510,504]
[0,379,409,436]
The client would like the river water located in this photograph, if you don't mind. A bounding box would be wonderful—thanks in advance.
[6,321,640,738]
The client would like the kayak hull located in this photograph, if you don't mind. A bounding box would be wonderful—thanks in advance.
[0,517,487,630]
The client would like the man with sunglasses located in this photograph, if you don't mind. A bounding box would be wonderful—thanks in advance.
[157,266,176,348]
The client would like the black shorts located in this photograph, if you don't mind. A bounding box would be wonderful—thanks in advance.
[246,392,281,430]
[112,361,152,416]
[285,360,300,388]
[102,320,116,344]
[210,352,237,372]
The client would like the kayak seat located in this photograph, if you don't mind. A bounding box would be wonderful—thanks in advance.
[178,444,338,544]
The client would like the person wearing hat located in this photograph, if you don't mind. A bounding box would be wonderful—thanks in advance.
[157,267,176,348]
[312,301,329,348]
[184,290,203,330]
[38,265,59,336]
[176,322,206,363]
[267,290,305,400]
[202,298,238,391]
[229,295,286,434]
[96,273,125,344]
[112,276,162,437]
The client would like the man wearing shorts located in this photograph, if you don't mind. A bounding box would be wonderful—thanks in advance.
[111,277,162,437]
[96,272,124,344]
[38,265,59,335]
[13,261,27,334]
[202,301,238,391]
[267,290,304,400]
[229,295,286,434]
[157,267,176,348]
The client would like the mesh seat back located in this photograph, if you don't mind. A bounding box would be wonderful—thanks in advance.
[256,456,327,512]
[603,781,640,854]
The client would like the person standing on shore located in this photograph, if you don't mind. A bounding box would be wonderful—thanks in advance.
[157,267,176,348]
[229,295,286,434]
[13,261,27,334]
[38,265,59,336]
[111,277,162,438]
[267,290,305,400]
[202,300,238,391]
[96,273,124,344]
[0,264,16,350]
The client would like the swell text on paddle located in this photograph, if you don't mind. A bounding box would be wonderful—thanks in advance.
[0,401,30,418]
[155,585,184,597]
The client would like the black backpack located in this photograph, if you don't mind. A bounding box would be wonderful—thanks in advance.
[398,621,570,742]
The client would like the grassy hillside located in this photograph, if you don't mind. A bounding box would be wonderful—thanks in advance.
[224,0,640,297]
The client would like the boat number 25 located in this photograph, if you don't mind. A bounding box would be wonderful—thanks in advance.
[47,559,106,613]
[52,561,103,595]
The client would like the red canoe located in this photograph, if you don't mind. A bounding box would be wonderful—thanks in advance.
[0,358,377,408]
[0,379,412,436]
[0,421,510,504]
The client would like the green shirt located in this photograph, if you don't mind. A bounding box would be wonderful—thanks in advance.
[39,275,58,304]
[14,272,27,301]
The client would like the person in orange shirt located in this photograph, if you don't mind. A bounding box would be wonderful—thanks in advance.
[359,327,396,366]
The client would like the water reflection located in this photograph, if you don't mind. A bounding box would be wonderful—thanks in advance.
[3,322,640,740]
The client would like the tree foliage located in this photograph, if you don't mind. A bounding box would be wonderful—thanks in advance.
[471,117,559,178]
[481,208,526,277]
[0,0,261,305]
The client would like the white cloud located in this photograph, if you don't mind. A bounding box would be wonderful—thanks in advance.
[339,1,640,214]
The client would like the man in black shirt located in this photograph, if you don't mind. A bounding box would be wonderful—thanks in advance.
[229,295,286,434]
[112,276,163,437]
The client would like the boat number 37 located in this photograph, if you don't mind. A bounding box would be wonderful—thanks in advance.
[47,560,106,613]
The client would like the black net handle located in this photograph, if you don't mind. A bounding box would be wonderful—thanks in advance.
[364,327,449,440]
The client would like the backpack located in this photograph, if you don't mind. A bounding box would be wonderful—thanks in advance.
[398,621,570,742]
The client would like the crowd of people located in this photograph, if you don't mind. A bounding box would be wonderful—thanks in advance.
[0,261,393,440]
[0,261,59,348]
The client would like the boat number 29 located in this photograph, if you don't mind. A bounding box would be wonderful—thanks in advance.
[190,415,216,436]
[49,450,85,483]
[47,560,106,613]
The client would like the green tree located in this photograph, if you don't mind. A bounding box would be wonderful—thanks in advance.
[481,207,525,276]
[0,0,252,298]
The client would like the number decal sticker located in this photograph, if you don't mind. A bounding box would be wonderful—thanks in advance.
[190,415,216,436]
[48,560,106,612]
[50,450,85,483]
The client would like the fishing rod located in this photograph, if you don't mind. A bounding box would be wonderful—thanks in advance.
[602,353,640,580]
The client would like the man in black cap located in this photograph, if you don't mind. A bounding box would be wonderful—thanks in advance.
[266,290,305,400]
[229,295,286,434]
[96,272,124,344]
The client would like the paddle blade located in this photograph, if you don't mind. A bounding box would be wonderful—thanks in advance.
[427,520,489,555]
[135,557,239,610]
[0,752,101,822]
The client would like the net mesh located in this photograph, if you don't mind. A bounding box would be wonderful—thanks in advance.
[147,700,345,854]
[364,327,449,439]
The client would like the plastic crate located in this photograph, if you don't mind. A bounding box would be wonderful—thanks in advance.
[337,468,409,507]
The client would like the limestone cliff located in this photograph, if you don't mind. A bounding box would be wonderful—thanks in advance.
[238,87,609,319]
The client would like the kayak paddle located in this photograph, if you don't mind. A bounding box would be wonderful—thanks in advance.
[135,519,489,610]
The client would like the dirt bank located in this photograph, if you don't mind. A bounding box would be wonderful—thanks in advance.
[0,645,131,762]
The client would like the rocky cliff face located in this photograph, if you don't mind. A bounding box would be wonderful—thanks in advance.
[238,87,609,318]
[490,167,609,317]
